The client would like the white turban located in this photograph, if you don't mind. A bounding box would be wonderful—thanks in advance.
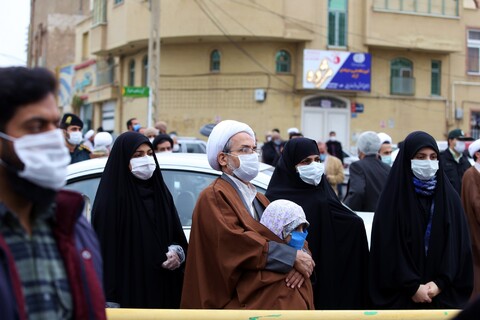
[377,132,392,144]
[84,129,95,140]
[207,120,255,171]
[357,131,381,155]
[94,132,113,147]
[469,139,480,158]
[287,127,300,134]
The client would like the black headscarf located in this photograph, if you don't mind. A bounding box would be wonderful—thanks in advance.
[92,132,187,308]
[369,131,473,309]
[265,138,369,309]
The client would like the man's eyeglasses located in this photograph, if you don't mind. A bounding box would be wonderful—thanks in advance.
[224,147,257,154]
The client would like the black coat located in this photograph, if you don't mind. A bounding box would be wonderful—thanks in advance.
[370,131,473,309]
[266,138,369,310]
[343,155,391,212]
[326,140,343,163]
[261,140,284,166]
[92,132,188,308]
[440,149,471,195]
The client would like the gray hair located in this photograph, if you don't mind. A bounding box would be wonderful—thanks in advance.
[357,131,381,155]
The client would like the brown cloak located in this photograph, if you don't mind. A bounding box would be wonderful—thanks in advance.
[181,177,314,309]
[462,167,480,299]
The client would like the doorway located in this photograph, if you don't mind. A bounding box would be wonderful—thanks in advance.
[301,95,350,149]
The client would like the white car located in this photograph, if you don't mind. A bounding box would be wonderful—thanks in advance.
[64,153,273,240]
[64,153,373,244]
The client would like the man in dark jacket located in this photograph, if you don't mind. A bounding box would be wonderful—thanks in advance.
[261,128,284,166]
[0,67,106,320]
[344,131,391,212]
[326,131,344,163]
[440,129,472,195]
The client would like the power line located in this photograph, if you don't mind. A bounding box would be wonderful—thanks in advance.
[0,53,26,63]
[228,0,473,79]
[194,0,295,91]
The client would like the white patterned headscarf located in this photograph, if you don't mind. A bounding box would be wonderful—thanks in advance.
[260,199,309,240]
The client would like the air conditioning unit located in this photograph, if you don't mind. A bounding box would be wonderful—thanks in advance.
[455,108,464,120]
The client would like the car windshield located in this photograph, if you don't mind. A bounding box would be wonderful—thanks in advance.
[64,169,267,227]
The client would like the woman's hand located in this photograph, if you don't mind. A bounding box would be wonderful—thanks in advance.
[426,281,441,298]
[161,250,181,270]
[412,284,432,303]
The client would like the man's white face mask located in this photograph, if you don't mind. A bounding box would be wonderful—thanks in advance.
[0,129,71,190]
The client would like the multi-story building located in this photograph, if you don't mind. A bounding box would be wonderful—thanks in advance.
[72,0,480,149]
[28,0,90,69]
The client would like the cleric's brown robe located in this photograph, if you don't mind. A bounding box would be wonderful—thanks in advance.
[462,166,480,299]
[181,177,314,309]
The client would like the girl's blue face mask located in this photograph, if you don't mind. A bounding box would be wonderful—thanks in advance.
[288,229,308,250]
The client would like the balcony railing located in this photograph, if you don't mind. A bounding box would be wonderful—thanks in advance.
[373,0,459,17]
[390,76,415,96]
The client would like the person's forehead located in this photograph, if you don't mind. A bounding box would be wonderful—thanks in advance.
[5,94,59,131]
[416,147,436,155]
[135,143,151,151]
[230,132,255,145]
[158,140,171,146]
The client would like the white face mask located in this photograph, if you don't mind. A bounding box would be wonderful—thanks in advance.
[329,136,336,141]
[297,161,324,186]
[0,129,71,190]
[172,144,180,152]
[68,131,83,145]
[454,140,465,154]
[381,155,392,166]
[130,155,157,180]
[411,159,439,180]
[228,153,259,182]
[149,137,154,144]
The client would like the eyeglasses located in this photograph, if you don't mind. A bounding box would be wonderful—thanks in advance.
[224,147,258,155]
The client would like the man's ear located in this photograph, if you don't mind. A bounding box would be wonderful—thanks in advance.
[218,152,228,168]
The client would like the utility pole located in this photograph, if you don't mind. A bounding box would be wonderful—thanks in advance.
[147,0,161,128]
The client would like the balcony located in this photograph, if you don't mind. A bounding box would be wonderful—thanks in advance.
[390,76,415,96]
[365,0,462,52]
[90,24,107,55]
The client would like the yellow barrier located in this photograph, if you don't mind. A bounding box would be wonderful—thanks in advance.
[107,309,461,320]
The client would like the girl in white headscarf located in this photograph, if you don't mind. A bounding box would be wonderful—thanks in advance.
[260,199,310,250]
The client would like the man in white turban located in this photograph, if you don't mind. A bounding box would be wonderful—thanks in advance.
[344,131,391,211]
[182,120,315,309]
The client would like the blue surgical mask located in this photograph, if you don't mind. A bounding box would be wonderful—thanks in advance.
[133,124,142,132]
[319,154,327,162]
[381,155,392,166]
[288,230,308,250]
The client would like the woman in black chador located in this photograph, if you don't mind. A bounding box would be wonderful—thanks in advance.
[92,132,187,308]
[370,131,473,309]
[265,138,369,309]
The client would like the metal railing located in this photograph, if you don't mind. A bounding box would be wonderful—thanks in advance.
[106,309,461,320]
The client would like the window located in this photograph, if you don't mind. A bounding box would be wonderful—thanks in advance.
[128,59,135,86]
[275,50,291,73]
[472,111,480,139]
[114,0,123,5]
[328,0,347,47]
[92,0,106,25]
[210,50,221,72]
[96,58,115,86]
[431,60,441,95]
[390,58,415,95]
[82,32,89,61]
[373,0,459,16]
[142,56,148,86]
[468,30,480,74]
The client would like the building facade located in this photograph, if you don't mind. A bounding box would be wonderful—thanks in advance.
[69,0,480,149]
